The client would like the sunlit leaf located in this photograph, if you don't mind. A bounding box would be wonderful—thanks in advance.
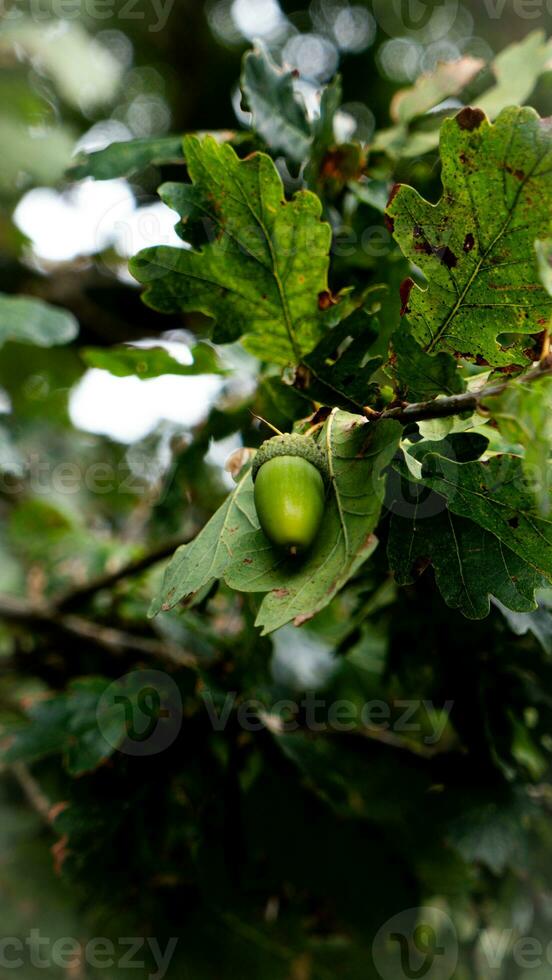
[388,106,552,366]
[131,135,332,365]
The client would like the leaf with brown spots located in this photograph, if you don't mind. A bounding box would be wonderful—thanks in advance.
[388,106,552,366]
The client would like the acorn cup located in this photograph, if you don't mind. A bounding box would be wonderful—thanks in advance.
[252,433,329,556]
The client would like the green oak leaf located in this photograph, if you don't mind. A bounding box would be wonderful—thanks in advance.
[82,341,227,379]
[1,678,127,776]
[241,43,312,163]
[387,106,552,366]
[149,466,258,617]
[484,374,552,516]
[409,452,552,580]
[0,294,78,348]
[130,135,332,365]
[224,412,401,634]
[68,135,185,181]
[388,481,544,619]
[305,75,342,189]
[392,330,465,401]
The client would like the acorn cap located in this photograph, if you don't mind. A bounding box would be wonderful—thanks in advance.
[252,433,330,483]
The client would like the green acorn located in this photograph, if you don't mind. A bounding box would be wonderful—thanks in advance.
[252,433,329,555]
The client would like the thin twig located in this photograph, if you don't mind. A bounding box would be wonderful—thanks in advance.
[374,356,552,425]
[0,594,199,668]
[259,710,451,760]
[9,761,53,826]
[53,534,194,612]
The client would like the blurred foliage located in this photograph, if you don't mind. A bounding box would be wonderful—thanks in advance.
[0,2,552,979]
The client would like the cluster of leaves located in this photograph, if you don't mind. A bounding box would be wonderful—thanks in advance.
[1,31,552,980]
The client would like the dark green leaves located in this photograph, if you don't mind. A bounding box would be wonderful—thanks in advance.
[151,411,401,633]
[149,466,258,617]
[0,294,78,349]
[388,493,545,619]
[389,446,552,618]
[392,330,464,401]
[130,135,332,365]
[417,453,552,578]
[388,107,552,366]
[1,679,126,776]
[301,307,383,410]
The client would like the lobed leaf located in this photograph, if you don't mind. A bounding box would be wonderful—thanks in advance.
[388,106,552,366]
[130,135,332,365]
[151,412,401,633]
[149,467,258,617]
[392,330,465,401]
[388,484,545,619]
[410,452,552,580]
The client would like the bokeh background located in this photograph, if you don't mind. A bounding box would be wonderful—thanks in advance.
[1,1,552,977]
